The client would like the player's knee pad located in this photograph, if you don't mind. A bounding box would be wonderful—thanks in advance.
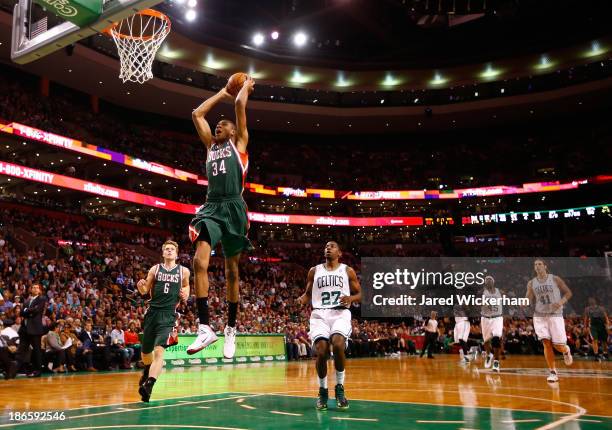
[491,336,501,348]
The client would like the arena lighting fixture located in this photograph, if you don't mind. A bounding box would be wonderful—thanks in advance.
[480,63,501,79]
[204,53,225,69]
[247,65,264,79]
[252,33,265,46]
[185,10,197,21]
[187,0,197,7]
[535,54,554,70]
[271,31,279,40]
[430,72,447,85]
[382,73,399,86]
[335,71,351,87]
[585,40,606,57]
[293,32,307,47]
[290,69,312,84]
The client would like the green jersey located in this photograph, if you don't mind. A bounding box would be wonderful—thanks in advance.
[149,264,183,311]
[206,139,248,200]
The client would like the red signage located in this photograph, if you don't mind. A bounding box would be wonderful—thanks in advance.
[0,161,423,227]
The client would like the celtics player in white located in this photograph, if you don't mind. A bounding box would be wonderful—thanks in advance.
[298,241,361,411]
[481,276,503,372]
[453,303,471,364]
[526,259,573,382]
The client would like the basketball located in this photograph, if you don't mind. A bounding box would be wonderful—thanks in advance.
[226,72,249,96]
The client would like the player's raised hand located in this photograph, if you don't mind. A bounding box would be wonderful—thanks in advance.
[243,76,255,94]
[219,86,233,100]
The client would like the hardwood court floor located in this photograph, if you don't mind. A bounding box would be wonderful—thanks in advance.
[0,355,610,429]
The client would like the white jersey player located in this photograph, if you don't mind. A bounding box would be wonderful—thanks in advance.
[453,303,471,364]
[298,241,361,411]
[526,259,573,382]
[481,276,503,372]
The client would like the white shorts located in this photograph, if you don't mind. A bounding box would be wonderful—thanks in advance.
[309,308,352,345]
[454,319,471,343]
[481,316,504,342]
[534,316,567,345]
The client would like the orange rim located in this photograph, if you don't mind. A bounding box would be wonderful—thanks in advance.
[103,9,171,41]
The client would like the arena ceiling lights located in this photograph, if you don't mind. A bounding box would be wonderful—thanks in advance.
[154,35,610,92]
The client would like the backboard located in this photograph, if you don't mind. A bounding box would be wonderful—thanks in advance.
[11,0,164,64]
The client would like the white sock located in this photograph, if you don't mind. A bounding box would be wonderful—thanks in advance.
[318,376,328,389]
[336,370,345,386]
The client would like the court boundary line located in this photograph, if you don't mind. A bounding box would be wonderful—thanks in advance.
[254,390,573,417]
[343,380,612,397]
[0,393,260,429]
[250,388,587,428]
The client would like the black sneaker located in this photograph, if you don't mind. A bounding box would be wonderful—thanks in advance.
[335,384,349,410]
[316,387,328,410]
[139,381,153,402]
[139,372,148,387]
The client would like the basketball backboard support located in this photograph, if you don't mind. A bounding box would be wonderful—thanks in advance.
[11,0,164,64]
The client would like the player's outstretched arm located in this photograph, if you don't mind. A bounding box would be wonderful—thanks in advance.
[192,88,232,149]
[137,265,157,296]
[297,267,315,306]
[341,267,362,307]
[234,77,255,153]
[179,267,191,302]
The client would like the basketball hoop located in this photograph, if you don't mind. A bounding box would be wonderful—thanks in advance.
[105,9,171,84]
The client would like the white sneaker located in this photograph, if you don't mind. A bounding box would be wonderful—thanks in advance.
[546,370,559,383]
[187,324,218,355]
[223,326,237,359]
[492,360,500,373]
[459,349,465,362]
[563,348,573,366]
[484,353,493,369]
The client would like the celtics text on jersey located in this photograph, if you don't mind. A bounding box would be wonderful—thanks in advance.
[531,274,562,316]
[311,263,350,309]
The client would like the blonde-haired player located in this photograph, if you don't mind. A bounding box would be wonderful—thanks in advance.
[136,240,190,402]
[526,259,573,382]
[481,276,503,372]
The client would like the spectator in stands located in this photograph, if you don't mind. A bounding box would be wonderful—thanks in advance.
[0,319,18,379]
[124,321,142,364]
[110,320,133,369]
[44,322,66,373]
[77,321,99,371]
[61,321,80,371]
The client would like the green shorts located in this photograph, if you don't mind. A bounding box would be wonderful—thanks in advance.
[142,309,178,354]
[189,197,253,257]
[591,323,608,342]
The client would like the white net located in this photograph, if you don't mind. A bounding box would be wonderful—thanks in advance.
[108,10,171,84]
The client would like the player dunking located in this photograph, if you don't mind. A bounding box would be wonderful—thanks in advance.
[481,276,503,372]
[298,242,361,410]
[136,241,190,402]
[526,259,573,382]
[187,77,255,358]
